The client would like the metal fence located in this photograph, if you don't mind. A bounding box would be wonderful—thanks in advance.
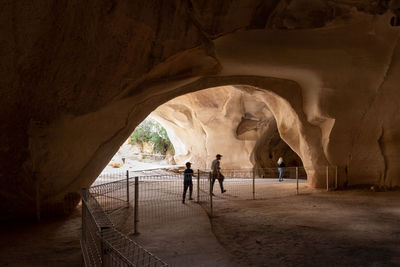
[218,166,338,198]
[83,166,337,265]
[81,188,169,267]
[218,167,309,199]
[92,167,184,187]
[89,170,212,234]
[134,172,211,227]
[89,167,338,231]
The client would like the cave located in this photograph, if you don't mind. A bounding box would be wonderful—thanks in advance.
[2,0,400,219]
[150,85,303,171]
[2,0,400,265]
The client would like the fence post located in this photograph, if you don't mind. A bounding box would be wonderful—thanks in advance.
[326,166,329,191]
[296,167,299,195]
[197,169,200,203]
[209,172,213,218]
[134,176,139,234]
[126,170,130,206]
[252,168,255,200]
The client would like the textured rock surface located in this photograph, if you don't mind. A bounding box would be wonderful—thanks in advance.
[1,0,400,218]
[151,86,301,170]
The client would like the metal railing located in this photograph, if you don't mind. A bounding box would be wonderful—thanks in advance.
[90,170,211,234]
[92,166,184,187]
[81,188,169,267]
[219,166,309,199]
[82,165,337,265]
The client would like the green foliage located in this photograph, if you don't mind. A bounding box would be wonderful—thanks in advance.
[130,118,174,155]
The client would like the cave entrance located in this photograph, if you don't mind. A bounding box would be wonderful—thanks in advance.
[83,75,329,190]
[93,116,178,185]
[151,85,304,171]
[94,84,304,186]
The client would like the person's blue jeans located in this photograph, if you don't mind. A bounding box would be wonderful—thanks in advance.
[278,167,283,181]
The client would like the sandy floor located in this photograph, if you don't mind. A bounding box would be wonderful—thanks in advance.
[0,209,82,266]
[211,187,400,266]
[0,179,399,266]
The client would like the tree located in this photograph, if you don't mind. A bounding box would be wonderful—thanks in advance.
[130,118,174,154]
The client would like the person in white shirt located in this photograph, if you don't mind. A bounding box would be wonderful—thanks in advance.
[277,157,286,182]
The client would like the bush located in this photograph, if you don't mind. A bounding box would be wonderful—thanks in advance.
[130,118,174,155]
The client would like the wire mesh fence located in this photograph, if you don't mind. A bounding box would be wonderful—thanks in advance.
[100,227,169,266]
[88,170,212,234]
[81,189,169,267]
[137,174,197,226]
[89,166,338,231]
[138,170,212,225]
[92,170,128,186]
[92,167,184,187]
[209,167,309,200]
[83,165,337,265]
[89,178,130,212]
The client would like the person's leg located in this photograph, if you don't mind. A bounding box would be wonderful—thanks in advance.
[218,179,226,193]
[183,184,188,203]
[278,168,282,181]
[189,183,193,200]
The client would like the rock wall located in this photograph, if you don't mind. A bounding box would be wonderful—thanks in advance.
[1,0,400,218]
[151,86,301,170]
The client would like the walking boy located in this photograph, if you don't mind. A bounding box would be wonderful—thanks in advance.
[182,162,194,204]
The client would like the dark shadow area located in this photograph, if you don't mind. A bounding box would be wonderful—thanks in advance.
[0,208,82,266]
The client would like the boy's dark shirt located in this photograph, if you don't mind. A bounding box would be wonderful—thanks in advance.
[184,168,193,184]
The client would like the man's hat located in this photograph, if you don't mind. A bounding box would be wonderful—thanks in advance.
[216,154,222,158]
[185,162,192,167]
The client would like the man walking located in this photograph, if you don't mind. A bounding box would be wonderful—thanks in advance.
[182,162,194,204]
[211,154,226,194]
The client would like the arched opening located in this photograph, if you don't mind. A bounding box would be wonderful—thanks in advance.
[4,2,400,265]
[150,85,304,171]
[93,80,318,188]
[24,74,333,221]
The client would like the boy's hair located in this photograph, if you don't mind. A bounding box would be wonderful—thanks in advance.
[185,162,191,168]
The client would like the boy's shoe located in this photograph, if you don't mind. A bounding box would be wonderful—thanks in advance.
[182,199,185,204]
[222,190,226,193]
[189,197,193,200]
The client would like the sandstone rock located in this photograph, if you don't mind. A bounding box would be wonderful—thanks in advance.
[1,0,400,218]
[151,86,301,171]
[108,155,124,168]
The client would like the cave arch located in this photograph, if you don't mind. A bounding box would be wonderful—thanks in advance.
[3,0,400,222]
[51,75,331,197]
[150,85,305,173]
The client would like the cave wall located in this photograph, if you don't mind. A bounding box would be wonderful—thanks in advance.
[1,0,400,218]
[251,120,303,169]
[151,86,301,170]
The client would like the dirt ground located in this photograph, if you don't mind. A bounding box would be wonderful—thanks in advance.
[211,186,400,266]
[0,209,82,266]
[0,182,399,266]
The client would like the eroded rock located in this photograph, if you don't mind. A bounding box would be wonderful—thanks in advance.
[152,86,301,170]
[1,0,400,218]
